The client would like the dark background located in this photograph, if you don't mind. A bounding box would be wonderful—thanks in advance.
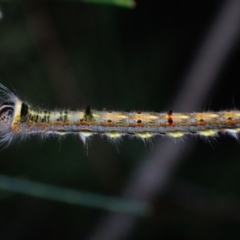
[1,0,240,239]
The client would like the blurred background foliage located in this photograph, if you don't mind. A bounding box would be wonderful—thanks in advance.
[1,0,240,239]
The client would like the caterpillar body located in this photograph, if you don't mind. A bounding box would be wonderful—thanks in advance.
[0,83,240,147]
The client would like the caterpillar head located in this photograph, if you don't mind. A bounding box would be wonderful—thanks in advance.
[0,84,16,146]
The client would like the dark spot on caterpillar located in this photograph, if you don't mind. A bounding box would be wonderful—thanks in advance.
[85,106,91,115]
[41,116,46,123]
[20,103,29,119]
[56,111,64,122]
[107,119,112,123]
[46,112,50,123]
[137,120,142,123]
[228,117,232,121]
[137,111,141,114]
[83,106,94,121]
[63,110,68,122]
[30,114,36,122]
[199,119,204,122]
[168,118,173,125]
[167,110,173,125]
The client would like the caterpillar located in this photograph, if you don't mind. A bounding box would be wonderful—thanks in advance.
[0,83,239,147]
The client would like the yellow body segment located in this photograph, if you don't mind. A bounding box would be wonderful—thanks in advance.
[11,99,23,131]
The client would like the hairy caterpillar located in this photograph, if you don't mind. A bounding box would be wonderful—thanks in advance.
[0,83,239,147]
